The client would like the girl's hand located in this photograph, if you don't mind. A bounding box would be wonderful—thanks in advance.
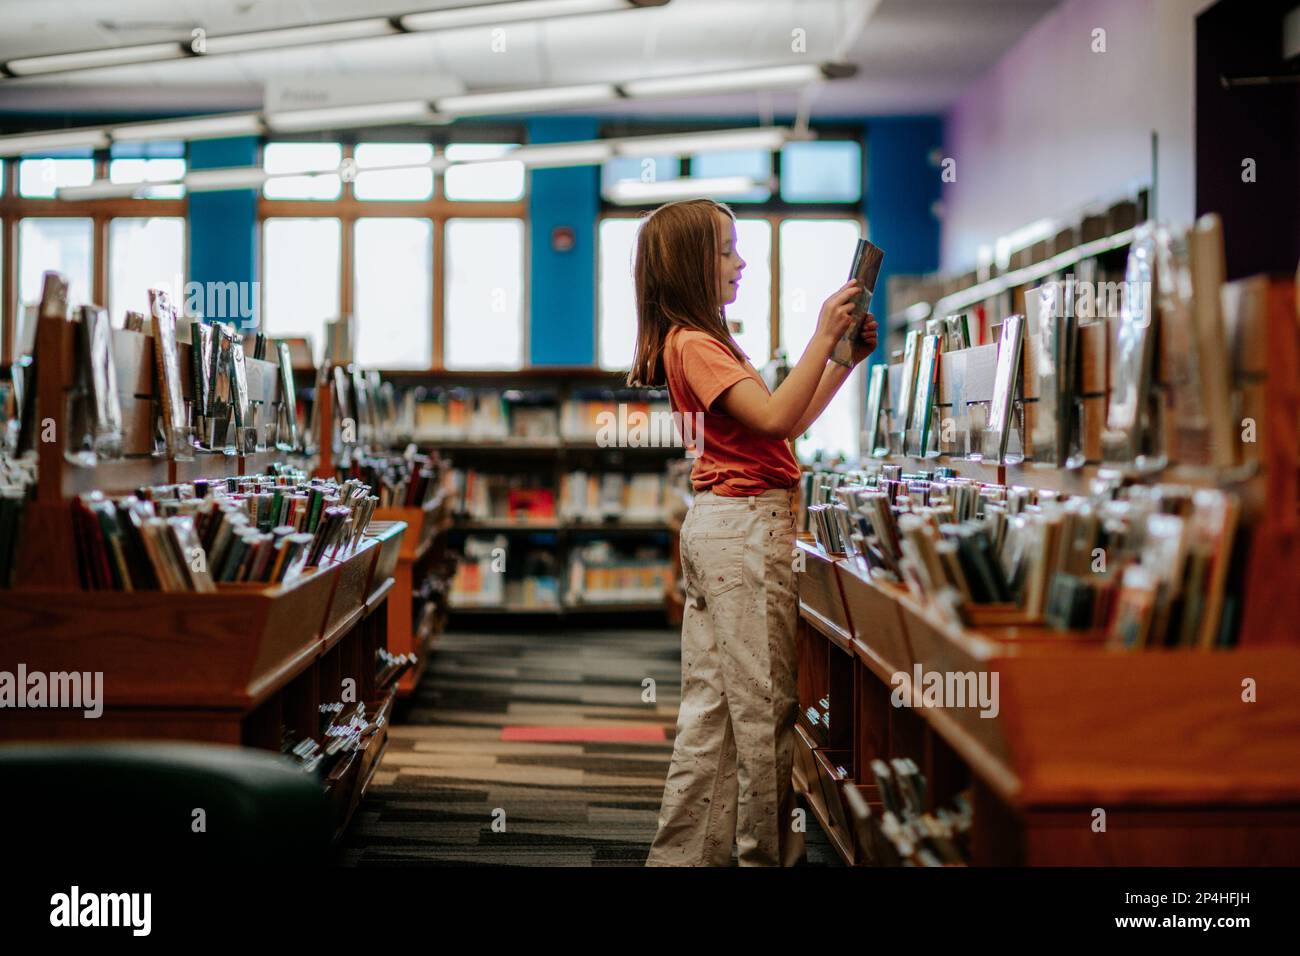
[815,280,861,347]
[850,313,878,365]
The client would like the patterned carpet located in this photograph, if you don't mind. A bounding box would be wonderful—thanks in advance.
[338,625,842,867]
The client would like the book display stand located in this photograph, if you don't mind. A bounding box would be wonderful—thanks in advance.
[0,306,408,838]
[794,273,1300,866]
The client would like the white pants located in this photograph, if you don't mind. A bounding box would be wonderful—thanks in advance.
[647,488,803,867]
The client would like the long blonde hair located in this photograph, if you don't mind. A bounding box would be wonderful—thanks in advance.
[627,198,746,387]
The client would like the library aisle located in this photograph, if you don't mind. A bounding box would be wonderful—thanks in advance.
[341,626,841,866]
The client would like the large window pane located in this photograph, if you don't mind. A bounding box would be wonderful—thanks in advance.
[600,154,681,197]
[263,143,341,200]
[353,218,433,369]
[18,158,94,198]
[598,217,640,370]
[779,218,863,460]
[19,218,93,312]
[443,144,524,201]
[730,218,772,364]
[444,218,524,369]
[354,143,434,201]
[109,218,186,326]
[692,150,772,203]
[263,218,341,363]
[780,141,862,204]
[109,158,186,199]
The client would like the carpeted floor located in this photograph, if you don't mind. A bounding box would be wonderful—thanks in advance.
[339,625,842,867]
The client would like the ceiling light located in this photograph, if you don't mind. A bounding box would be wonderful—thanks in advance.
[267,101,441,133]
[510,141,613,168]
[399,0,665,31]
[0,129,110,154]
[621,64,824,98]
[184,167,269,192]
[436,83,617,117]
[112,113,265,143]
[605,176,763,205]
[4,43,186,77]
[199,19,400,56]
[615,127,797,156]
[1,2,670,80]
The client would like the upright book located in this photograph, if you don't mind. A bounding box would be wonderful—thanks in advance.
[831,238,885,368]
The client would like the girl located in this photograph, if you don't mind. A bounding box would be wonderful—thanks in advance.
[630,198,876,867]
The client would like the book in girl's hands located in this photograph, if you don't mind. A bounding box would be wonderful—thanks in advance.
[831,238,885,368]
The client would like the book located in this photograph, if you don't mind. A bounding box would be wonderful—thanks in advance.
[276,341,299,451]
[1103,226,1159,466]
[892,330,923,448]
[76,305,124,460]
[863,364,888,458]
[831,238,885,368]
[148,288,192,461]
[907,334,941,456]
[985,314,1024,464]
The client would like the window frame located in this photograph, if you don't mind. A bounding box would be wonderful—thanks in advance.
[0,150,188,365]
[258,139,528,372]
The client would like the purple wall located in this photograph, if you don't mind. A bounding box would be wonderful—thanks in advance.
[940,0,1209,271]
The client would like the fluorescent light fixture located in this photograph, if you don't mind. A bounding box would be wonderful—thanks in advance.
[200,19,399,56]
[622,63,823,98]
[57,181,147,201]
[4,42,185,76]
[615,127,795,156]
[605,176,763,205]
[267,101,440,133]
[509,141,613,168]
[184,167,269,192]
[399,0,661,31]
[111,113,265,142]
[436,83,617,117]
[1,2,668,80]
[0,129,110,155]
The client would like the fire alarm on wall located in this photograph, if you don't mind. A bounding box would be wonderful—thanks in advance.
[551,226,575,252]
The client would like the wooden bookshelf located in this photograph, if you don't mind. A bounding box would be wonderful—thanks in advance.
[0,305,406,841]
[796,272,1300,866]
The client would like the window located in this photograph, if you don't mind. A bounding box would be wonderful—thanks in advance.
[729,218,772,364]
[597,217,640,370]
[263,143,342,200]
[443,218,524,369]
[263,218,341,363]
[354,143,434,201]
[18,218,93,311]
[780,141,862,204]
[443,144,524,201]
[353,218,433,369]
[600,155,681,199]
[18,157,94,198]
[692,149,772,203]
[108,218,186,325]
[779,218,864,459]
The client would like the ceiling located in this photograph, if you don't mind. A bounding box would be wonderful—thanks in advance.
[0,0,1061,122]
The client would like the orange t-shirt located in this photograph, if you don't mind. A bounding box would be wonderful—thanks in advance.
[664,328,800,497]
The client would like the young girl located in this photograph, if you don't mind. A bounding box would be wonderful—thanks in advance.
[630,198,876,867]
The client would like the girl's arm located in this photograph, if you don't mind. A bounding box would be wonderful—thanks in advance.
[786,314,878,439]
[717,280,860,439]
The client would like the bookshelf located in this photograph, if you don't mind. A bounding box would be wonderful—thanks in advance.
[791,272,1300,866]
[383,368,682,618]
[0,302,407,841]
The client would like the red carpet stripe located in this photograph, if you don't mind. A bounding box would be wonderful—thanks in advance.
[501,725,666,743]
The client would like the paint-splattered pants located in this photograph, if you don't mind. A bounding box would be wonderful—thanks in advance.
[647,488,802,867]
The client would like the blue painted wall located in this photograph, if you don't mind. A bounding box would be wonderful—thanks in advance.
[863,117,943,365]
[187,136,259,330]
[526,117,599,366]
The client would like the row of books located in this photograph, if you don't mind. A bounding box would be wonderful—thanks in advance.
[558,471,667,524]
[281,699,381,779]
[72,469,378,591]
[446,469,557,523]
[805,464,1244,649]
[864,760,971,867]
[561,391,671,442]
[337,449,445,509]
[564,541,668,606]
[867,215,1241,472]
[0,457,34,589]
[449,535,559,609]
